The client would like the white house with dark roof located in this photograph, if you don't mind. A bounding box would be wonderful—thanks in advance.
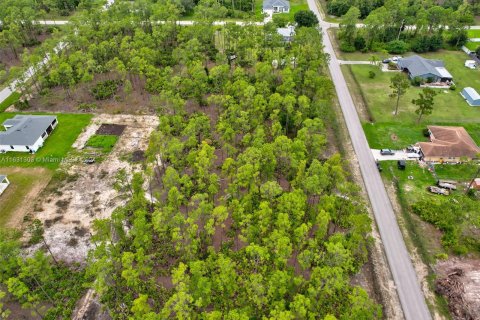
[263,0,290,14]
[397,55,453,82]
[0,175,9,196]
[0,115,58,153]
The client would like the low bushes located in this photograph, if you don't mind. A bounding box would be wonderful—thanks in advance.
[91,79,123,100]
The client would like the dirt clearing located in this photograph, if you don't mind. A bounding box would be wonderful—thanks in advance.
[435,258,480,320]
[29,114,159,263]
[0,167,52,228]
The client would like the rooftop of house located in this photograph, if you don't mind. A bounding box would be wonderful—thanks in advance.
[397,55,453,79]
[277,26,295,38]
[0,115,57,146]
[418,126,480,158]
[263,0,290,9]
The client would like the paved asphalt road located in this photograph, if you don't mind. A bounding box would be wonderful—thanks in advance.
[306,0,432,319]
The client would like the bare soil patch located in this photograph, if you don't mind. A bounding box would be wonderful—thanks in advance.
[28,114,159,263]
[96,123,126,136]
[435,258,480,320]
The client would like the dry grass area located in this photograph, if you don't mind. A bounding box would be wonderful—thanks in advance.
[28,75,154,114]
[28,114,159,263]
[0,167,53,228]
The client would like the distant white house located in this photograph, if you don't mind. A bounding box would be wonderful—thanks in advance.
[277,25,295,42]
[0,175,10,196]
[465,60,477,69]
[263,0,290,15]
[0,115,58,153]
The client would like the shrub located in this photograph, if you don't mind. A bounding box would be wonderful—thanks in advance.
[368,71,376,79]
[422,128,430,137]
[339,41,356,52]
[272,14,289,28]
[449,84,456,91]
[14,99,30,110]
[294,10,319,27]
[387,61,397,69]
[386,40,409,54]
[354,36,366,50]
[411,34,443,53]
[411,76,423,86]
[78,103,98,111]
[91,79,123,100]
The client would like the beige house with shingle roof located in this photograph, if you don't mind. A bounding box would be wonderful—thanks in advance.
[417,126,480,162]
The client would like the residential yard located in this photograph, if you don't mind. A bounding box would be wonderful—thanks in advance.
[0,113,92,169]
[363,122,480,149]
[345,51,480,125]
[467,29,480,38]
[465,41,480,51]
[328,29,388,61]
[255,0,308,21]
[0,167,53,228]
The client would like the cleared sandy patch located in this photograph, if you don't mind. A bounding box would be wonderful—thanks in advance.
[30,114,159,263]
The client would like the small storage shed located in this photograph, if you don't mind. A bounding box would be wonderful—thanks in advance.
[465,60,477,69]
[460,87,480,106]
[0,175,10,196]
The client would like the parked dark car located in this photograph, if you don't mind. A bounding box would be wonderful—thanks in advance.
[382,59,391,63]
[380,149,395,155]
[397,160,406,170]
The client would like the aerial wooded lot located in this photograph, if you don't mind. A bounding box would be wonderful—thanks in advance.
[0,1,382,319]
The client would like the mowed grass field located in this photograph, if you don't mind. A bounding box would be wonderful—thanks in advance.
[0,167,53,227]
[0,113,92,169]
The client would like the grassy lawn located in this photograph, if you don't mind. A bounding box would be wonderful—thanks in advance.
[465,41,480,51]
[347,51,480,125]
[467,29,480,38]
[0,92,21,112]
[0,113,92,169]
[86,134,118,153]
[0,167,53,227]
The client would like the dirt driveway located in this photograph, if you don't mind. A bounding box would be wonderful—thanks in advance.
[30,114,159,263]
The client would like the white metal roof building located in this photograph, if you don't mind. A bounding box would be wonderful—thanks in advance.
[461,87,480,106]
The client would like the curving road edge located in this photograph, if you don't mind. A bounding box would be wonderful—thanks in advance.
[306,0,432,319]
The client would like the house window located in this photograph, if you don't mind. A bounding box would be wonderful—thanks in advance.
[41,132,47,138]
[26,146,30,150]
[10,146,14,149]
[52,118,57,125]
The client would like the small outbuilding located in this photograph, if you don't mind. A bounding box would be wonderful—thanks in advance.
[0,175,10,196]
[277,25,295,42]
[460,87,480,106]
[465,60,477,69]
